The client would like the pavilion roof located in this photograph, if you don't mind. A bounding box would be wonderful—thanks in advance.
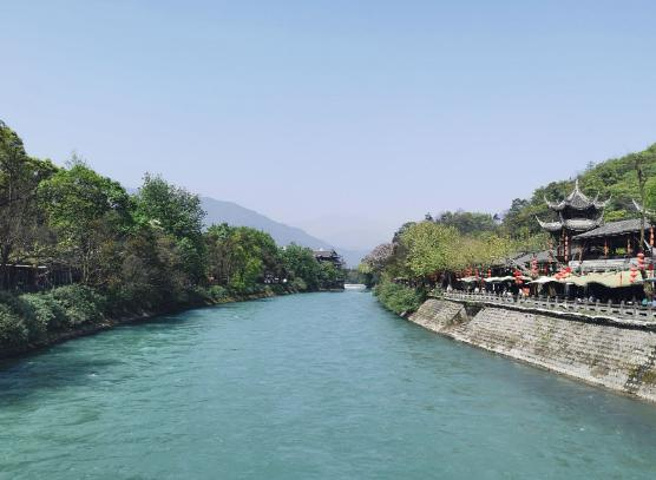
[513,250,553,264]
[536,213,603,233]
[573,218,652,240]
[544,179,611,211]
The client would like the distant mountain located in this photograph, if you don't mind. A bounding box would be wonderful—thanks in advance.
[200,197,367,267]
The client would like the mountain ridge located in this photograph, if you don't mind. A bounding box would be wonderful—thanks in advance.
[200,197,367,267]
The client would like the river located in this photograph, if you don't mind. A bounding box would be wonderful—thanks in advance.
[1,291,656,479]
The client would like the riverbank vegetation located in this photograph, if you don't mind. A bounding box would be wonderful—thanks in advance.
[0,120,343,354]
[363,143,656,313]
[373,281,425,315]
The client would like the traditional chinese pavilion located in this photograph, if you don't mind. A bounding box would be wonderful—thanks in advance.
[313,249,344,268]
[536,179,610,262]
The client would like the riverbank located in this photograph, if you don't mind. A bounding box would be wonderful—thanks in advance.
[403,297,656,403]
[0,286,292,361]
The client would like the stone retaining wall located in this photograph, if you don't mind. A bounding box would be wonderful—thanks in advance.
[408,299,656,402]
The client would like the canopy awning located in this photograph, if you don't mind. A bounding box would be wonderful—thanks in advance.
[527,276,561,285]
[567,270,642,288]
[458,276,479,283]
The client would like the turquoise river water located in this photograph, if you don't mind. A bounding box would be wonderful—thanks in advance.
[1,291,656,479]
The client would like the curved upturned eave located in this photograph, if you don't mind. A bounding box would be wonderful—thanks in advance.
[562,213,604,232]
[544,179,609,212]
[536,216,563,232]
[544,196,566,211]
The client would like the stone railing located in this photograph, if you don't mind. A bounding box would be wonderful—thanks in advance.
[441,291,656,322]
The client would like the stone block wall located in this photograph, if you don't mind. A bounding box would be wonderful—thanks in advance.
[408,299,656,402]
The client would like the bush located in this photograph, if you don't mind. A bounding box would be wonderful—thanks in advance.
[0,303,29,348]
[290,277,308,292]
[207,285,229,302]
[21,293,67,337]
[374,280,424,315]
[0,291,44,343]
[50,285,107,327]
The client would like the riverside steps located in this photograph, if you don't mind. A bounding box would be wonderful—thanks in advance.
[408,292,656,402]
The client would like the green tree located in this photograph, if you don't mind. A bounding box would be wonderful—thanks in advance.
[206,224,281,291]
[434,210,498,235]
[400,222,461,279]
[279,244,322,291]
[0,121,57,288]
[38,159,132,285]
[135,174,206,282]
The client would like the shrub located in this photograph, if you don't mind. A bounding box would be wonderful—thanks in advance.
[21,293,67,336]
[0,291,44,343]
[0,303,29,348]
[374,280,424,315]
[290,277,308,292]
[208,285,229,302]
[50,285,107,327]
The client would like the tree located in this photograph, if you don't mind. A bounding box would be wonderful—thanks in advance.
[135,174,206,282]
[0,121,57,288]
[38,159,132,285]
[632,152,650,253]
[400,222,461,279]
[279,244,322,291]
[434,210,498,235]
[361,243,395,272]
[206,224,281,291]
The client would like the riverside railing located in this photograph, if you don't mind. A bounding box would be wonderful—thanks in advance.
[441,291,656,322]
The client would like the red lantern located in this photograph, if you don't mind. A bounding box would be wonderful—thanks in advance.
[638,252,645,271]
[630,264,638,283]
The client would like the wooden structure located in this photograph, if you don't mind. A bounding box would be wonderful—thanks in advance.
[0,263,76,292]
[313,249,344,268]
[537,179,610,262]
[571,218,655,270]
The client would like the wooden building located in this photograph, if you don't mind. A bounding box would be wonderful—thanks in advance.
[570,218,655,272]
[313,249,344,268]
[536,180,610,262]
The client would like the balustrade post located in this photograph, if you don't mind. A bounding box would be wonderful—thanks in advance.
[620,301,625,315]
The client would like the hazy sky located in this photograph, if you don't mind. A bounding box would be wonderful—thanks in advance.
[2,1,656,249]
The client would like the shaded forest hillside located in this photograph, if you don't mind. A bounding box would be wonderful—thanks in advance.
[501,143,656,239]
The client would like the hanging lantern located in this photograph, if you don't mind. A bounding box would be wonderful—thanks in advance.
[604,239,609,257]
[630,263,638,283]
[564,235,569,262]
[638,252,645,271]
[650,227,655,248]
[627,238,632,256]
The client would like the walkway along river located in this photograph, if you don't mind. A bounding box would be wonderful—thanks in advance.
[1,291,656,479]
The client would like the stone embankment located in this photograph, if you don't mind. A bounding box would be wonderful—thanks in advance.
[408,298,656,402]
